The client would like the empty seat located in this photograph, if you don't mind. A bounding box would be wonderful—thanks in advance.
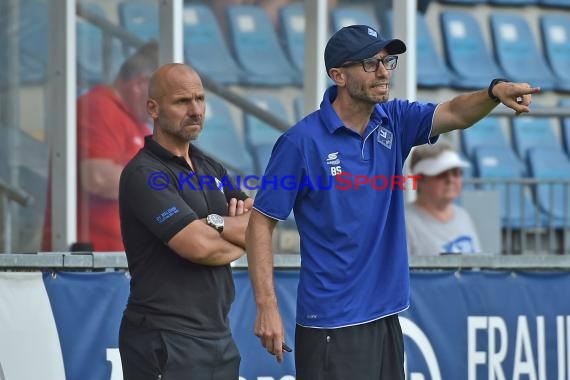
[0,0,49,85]
[196,95,254,176]
[539,15,570,92]
[331,7,381,32]
[489,14,557,91]
[474,146,542,228]
[440,11,505,89]
[384,11,453,88]
[510,116,561,159]
[183,4,243,85]
[118,1,158,53]
[488,0,538,5]
[243,95,288,175]
[538,0,570,7]
[77,2,125,85]
[226,5,300,86]
[438,0,486,4]
[461,116,510,159]
[279,3,305,72]
[528,148,570,227]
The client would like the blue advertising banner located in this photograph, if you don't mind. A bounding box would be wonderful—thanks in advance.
[401,271,570,380]
[1,269,570,380]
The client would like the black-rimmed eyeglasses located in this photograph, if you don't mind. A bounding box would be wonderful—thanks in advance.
[341,55,399,72]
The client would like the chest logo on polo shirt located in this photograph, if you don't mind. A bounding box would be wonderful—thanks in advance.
[326,152,342,176]
[377,126,393,149]
[214,177,225,194]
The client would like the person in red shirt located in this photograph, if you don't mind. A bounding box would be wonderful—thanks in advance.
[43,41,158,252]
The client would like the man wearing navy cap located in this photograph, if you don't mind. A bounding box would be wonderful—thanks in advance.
[246,24,539,379]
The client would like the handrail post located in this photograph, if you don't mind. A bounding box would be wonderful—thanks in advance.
[2,194,11,254]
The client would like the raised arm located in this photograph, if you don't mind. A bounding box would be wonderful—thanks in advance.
[245,209,285,363]
[431,81,541,137]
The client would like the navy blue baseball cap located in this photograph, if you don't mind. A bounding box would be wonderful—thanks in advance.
[324,25,406,75]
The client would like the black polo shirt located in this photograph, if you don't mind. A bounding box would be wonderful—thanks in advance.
[119,135,248,338]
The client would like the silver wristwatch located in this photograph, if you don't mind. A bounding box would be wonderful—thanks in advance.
[206,214,224,232]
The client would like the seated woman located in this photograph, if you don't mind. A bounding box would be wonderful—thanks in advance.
[405,141,481,256]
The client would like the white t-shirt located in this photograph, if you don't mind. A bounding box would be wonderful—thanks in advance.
[405,202,481,256]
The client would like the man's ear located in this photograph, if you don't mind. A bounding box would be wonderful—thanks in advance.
[147,99,158,119]
[329,68,345,86]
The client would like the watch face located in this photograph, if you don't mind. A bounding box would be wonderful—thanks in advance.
[208,214,224,230]
[209,214,224,225]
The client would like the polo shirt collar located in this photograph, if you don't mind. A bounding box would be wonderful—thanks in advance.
[144,135,205,164]
[319,85,390,134]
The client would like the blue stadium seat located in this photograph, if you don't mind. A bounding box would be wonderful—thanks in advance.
[226,5,300,86]
[279,3,305,72]
[438,0,486,4]
[488,0,538,5]
[416,12,455,87]
[538,0,570,6]
[243,95,288,175]
[182,4,243,85]
[461,116,509,159]
[0,0,49,85]
[118,1,158,53]
[384,11,453,88]
[77,2,125,86]
[331,7,381,32]
[510,116,561,159]
[527,148,570,227]
[560,98,570,157]
[474,146,542,228]
[539,15,570,92]
[440,11,505,89]
[196,95,254,176]
[489,14,557,91]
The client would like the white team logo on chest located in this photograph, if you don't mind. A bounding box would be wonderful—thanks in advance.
[377,126,393,149]
[326,152,342,176]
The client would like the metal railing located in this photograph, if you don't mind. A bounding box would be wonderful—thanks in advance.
[2,252,570,270]
[0,179,33,254]
[463,177,570,255]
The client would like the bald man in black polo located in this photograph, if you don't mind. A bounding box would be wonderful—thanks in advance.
[118,63,252,379]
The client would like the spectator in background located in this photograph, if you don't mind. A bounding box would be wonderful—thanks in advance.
[405,141,482,256]
[42,41,158,252]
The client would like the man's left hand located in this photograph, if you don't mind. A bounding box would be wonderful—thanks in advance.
[494,82,541,116]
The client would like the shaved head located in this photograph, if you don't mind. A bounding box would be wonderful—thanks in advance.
[148,63,201,101]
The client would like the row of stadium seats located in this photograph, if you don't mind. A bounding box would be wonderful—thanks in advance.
[380,10,570,91]
[460,98,570,228]
[462,100,570,160]
[120,2,570,91]
[462,145,570,229]
[5,0,570,93]
[438,0,570,6]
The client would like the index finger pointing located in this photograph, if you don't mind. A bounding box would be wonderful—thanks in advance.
[521,86,541,95]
